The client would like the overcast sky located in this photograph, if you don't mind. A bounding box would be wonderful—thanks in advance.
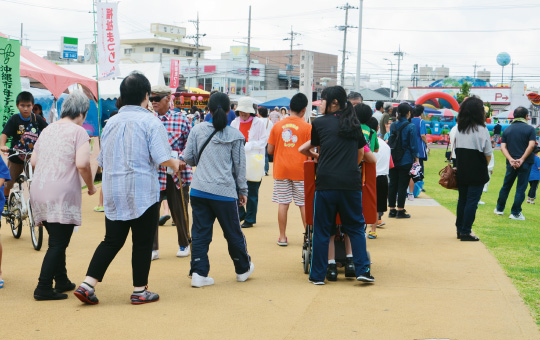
[1,0,539,87]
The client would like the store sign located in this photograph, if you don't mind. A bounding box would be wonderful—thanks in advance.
[96,2,120,80]
[0,37,22,128]
[61,36,78,59]
[408,87,512,104]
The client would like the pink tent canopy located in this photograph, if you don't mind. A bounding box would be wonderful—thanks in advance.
[1,32,98,99]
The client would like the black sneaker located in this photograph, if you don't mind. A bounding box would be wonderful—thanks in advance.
[308,279,325,285]
[388,209,397,218]
[460,234,480,242]
[356,267,375,283]
[326,263,337,281]
[396,210,411,219]
[34,288,68,301]
[344,258,356,278]
[74,285,99,305]
[241,222,254,228]
[54,281,76,293]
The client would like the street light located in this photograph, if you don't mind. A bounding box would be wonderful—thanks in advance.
[383,58,393,98]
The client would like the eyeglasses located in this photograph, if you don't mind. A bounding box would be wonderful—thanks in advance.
[149,95,167,102]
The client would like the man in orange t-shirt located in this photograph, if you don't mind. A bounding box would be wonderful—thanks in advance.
[268,93,312,246]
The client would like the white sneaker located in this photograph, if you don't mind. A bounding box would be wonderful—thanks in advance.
[151,250,159,261]
[236,262,255,282]
[407,193,414,201]
[191,273,214,288]
[176,245,190,257]
[509,212,525,221]
[478,201,485,205]
[493,208,504,215]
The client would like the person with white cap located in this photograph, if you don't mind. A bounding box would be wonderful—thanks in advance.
[231,97,269,228]
[149,85,192,260]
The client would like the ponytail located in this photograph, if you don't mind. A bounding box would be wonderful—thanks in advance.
[338,100,362,140]
[208,92,230,131]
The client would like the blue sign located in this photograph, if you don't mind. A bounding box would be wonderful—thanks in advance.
[62,51,77,59]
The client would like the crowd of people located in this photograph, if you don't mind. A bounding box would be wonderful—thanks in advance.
[0,71,537,301]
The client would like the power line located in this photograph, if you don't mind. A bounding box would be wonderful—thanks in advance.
[364,27,540,33]
[0,0,88,12]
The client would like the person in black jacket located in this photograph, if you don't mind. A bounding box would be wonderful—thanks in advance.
[454,97,493,241]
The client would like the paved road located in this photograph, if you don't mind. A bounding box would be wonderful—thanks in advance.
[1,178,538,339]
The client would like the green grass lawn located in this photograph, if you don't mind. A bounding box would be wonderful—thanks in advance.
[425,148,540,328]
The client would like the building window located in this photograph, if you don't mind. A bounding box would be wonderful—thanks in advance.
[186,51,193,57]
[124,48,132,55]
[331,66,335,73]
[162,48,170,54]
[145,47,154,52]
[173,49,179,55]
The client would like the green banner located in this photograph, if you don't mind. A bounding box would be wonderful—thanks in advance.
[0,37,22,130]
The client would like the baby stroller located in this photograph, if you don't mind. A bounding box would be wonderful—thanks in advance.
[302,160,376,274]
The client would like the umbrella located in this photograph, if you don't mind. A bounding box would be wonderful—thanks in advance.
[495,110,514,119]
[437,109,459,117]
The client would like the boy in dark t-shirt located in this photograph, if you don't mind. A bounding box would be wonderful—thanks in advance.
[1,91,48,207]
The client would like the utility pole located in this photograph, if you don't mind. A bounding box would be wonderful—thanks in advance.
[283,27,299,90]
[20,23,23,44]
[188,13,205,90]
[355,0,363,91]
[337,3,358,87]
[473,62,481,79]
[246,6,251,96]
[511,62,518,82]
[393,45,404,94]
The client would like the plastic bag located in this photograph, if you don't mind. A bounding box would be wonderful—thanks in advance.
[246,153,264,182]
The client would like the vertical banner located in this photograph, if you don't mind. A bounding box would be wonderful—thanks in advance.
[169,59,180,89]
[96,2,120,80]
[0,37,22,129]
[300,51,314,122]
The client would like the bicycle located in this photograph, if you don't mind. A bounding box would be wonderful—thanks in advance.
[4,149,42,250]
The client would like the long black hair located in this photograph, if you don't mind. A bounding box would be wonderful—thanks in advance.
[457,96,485,133]
[354,103,373,124]
[321,86,362,140]
[208,92,229,131]
[397,102,412,119]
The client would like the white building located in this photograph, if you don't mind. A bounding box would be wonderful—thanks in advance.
[119,23,211,80]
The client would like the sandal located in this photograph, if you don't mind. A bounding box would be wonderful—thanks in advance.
[0,280,4,289]
[368,232,377,239]
[376,221,386,227]
[277,237,288,246]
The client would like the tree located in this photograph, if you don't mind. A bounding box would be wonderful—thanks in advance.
[456,82,471,104]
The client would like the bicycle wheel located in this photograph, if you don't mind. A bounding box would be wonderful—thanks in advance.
[26,202,42,251]
[8,194,22,239]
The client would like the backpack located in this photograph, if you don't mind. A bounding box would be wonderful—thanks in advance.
[387,122,409,163]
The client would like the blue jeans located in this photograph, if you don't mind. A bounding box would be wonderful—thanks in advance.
[455,185,483,235]
[496,162,532,215]
[309,190,370,282]
[528,180,539,199]
[238,180,261,224]
[264,146,269,173]
[190,196,251,277]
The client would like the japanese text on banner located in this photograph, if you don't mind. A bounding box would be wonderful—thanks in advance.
[0,37,22,129]
[96,2,120,80]
[170,59,180,89]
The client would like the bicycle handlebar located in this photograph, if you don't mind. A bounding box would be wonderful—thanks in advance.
[7,148,33,159]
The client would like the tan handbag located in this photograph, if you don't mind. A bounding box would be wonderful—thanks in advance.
[439,135,457,189]
[438,164,458,190]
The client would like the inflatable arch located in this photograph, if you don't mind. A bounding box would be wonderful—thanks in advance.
[415,91,460,112]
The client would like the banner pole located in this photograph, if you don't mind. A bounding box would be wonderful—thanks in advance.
[93,0,102,137]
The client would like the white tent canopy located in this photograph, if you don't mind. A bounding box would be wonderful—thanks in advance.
[60,63,165,100]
